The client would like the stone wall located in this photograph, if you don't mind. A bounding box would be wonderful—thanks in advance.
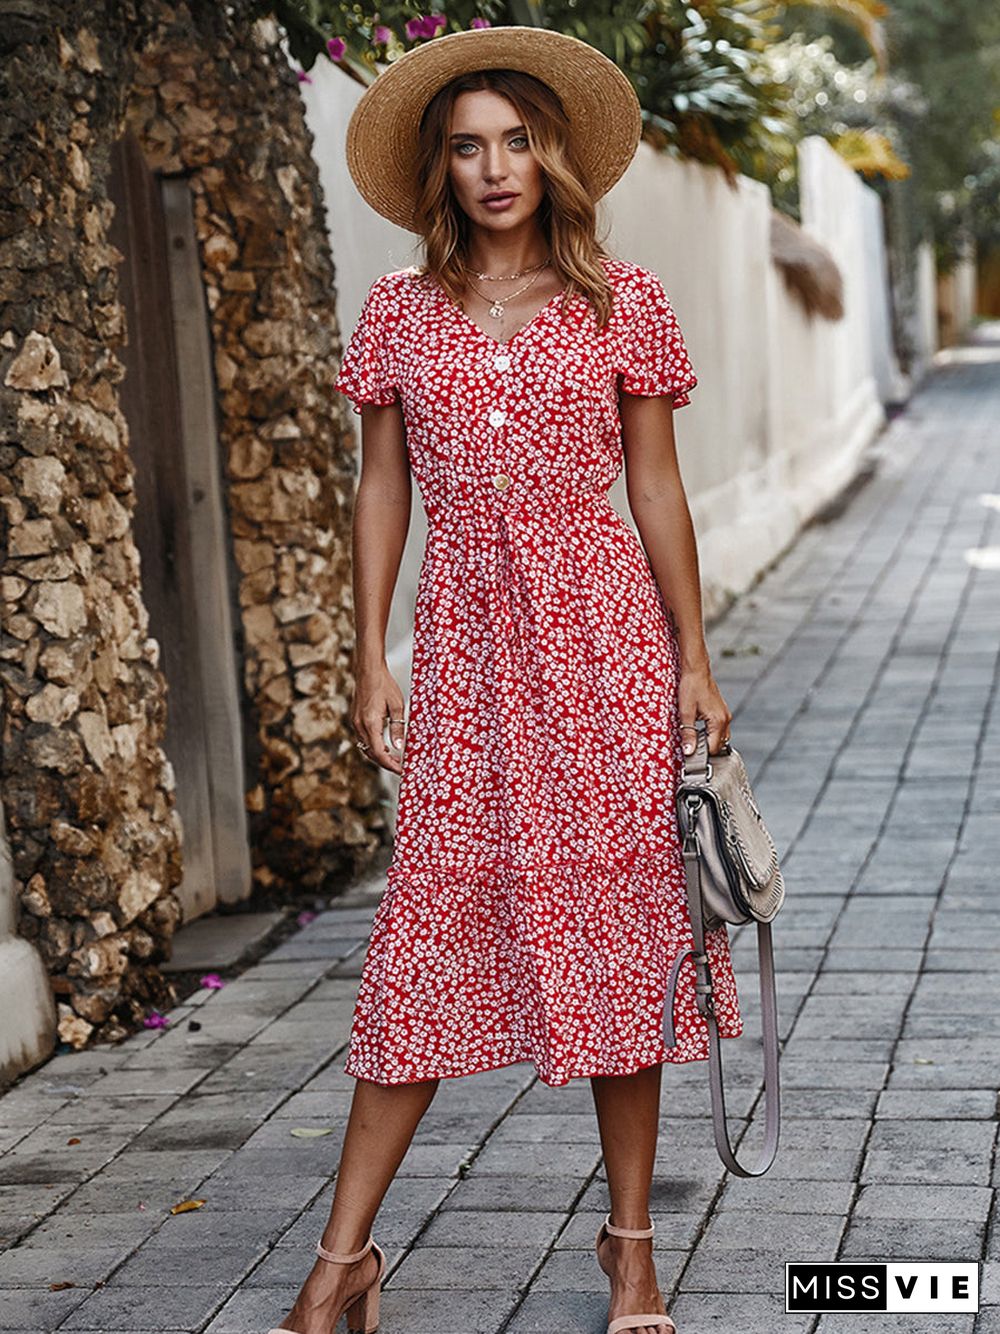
[0,0,382,1056]
[0,1,180,1052]
[122,5,385,889]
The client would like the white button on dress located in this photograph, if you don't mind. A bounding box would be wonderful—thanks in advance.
[492,473,511,491]
[488,408,506,427]
[493,354,511,372]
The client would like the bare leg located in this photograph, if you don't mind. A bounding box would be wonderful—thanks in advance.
[590,1062,672,1334]
[275,1075,439,1334]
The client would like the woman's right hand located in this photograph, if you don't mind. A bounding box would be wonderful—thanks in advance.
[352,663,407,775]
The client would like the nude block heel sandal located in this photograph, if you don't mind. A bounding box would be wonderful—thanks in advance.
[267,1233,386,1334]
[595,1214,678,1334]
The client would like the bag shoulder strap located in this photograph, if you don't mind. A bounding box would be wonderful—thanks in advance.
[662,830,781,1178]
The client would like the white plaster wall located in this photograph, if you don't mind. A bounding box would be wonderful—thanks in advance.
[861,183,909,406]
[0,801,56,1083]
[954,256,978,332]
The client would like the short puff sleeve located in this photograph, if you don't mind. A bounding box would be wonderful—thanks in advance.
[333,274,400,415]
[616,268,698,409]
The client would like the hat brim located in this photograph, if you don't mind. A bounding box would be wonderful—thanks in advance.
[344,26,642,233]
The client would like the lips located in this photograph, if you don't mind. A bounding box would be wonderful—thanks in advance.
[482,192,518,203]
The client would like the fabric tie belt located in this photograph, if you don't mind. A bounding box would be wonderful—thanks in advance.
[421,480,615,533]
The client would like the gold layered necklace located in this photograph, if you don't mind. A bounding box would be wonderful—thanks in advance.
[462,258,552,320]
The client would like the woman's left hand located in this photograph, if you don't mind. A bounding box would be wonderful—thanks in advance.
[678,661,732,756]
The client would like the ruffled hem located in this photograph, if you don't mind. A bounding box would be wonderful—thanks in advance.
[619,373,698,410]
[342,848,743,1086]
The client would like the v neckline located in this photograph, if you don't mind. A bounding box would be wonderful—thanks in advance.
[437,283,567,348]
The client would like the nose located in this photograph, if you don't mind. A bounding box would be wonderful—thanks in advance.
[482,141,509,183]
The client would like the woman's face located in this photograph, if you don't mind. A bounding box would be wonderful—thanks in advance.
[447,89,547,230]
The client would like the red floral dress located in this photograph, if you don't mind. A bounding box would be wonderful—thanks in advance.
[333,257,742,1086]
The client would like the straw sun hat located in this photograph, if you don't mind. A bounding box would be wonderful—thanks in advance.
[343,25,642,233]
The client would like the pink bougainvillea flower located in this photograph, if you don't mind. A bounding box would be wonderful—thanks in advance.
[143,1011,170,1029]
[373,25,392,45]
[470,16,491,27]
[406,14,446,40]
[296,909,318,927]
[296,68,313,83]
[199,973,224,990]
[326,36,346,60]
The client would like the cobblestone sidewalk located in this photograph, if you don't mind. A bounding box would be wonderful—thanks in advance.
[2,326,999,1333]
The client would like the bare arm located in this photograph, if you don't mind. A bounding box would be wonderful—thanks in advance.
[620,391,732,756]
[351,400,412,774]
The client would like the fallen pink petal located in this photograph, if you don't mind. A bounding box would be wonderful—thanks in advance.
[142,1012,170,1029]
[199,973,225,990]
[296,910,317,926]
[326,36,346,60]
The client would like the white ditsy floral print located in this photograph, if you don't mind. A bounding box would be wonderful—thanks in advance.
[333,257,742,1086]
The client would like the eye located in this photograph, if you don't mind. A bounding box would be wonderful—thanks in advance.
[510,134,530,149]
[453,141,477,156]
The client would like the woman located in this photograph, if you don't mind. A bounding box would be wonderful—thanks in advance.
[271,25,742,1334]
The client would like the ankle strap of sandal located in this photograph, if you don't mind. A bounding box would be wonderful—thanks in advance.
[316,1235,373,1264]
[603,1213,655,1239]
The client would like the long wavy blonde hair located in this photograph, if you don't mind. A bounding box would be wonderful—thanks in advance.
[409,68,617,330]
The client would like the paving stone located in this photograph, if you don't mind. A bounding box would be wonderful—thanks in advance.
[100,1147,232,1183]
[268,1091,355,1121]
[867,1119,995,1154]
[502,1289,614,1333]
[717,1175,855,1214]
[854,1183,992,1222]
[777,1088,881,1119]
[840,1215,985,1260]
[12,1207,159,1253]
[815,1316,975,1333]
[735,1146,863,1182]
[59,1282,232,1329]
[862,1147,991,1186]
[0,1149,112,1187]
[276,1178,450,1250]
[482,1112,600,1145]
[0,1244,131,1287]
[876,1089,996,1119]
[390,1242,548,1290]
[111,1241,266,1287]
[0,1182,75,1245]
[467,1139,602,1178]
[377,1286,520,1334]
[45,1094,177,1128]
[700,1210,846,1253]
[681,1243,823,1293]
[420,1209,565,1248]
[192,1172,328,1213]
[775,1059,890,1089]
[663,1290,815,1333]
[196,1052,333,1094]
[68,1068,214,1098]
[440,1175,585,1214]
[0,1285,91,1330]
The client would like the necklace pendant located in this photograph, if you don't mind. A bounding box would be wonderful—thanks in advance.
[488,301,505,319]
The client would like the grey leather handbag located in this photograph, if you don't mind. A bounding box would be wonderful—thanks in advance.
[663,721,784,1177]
